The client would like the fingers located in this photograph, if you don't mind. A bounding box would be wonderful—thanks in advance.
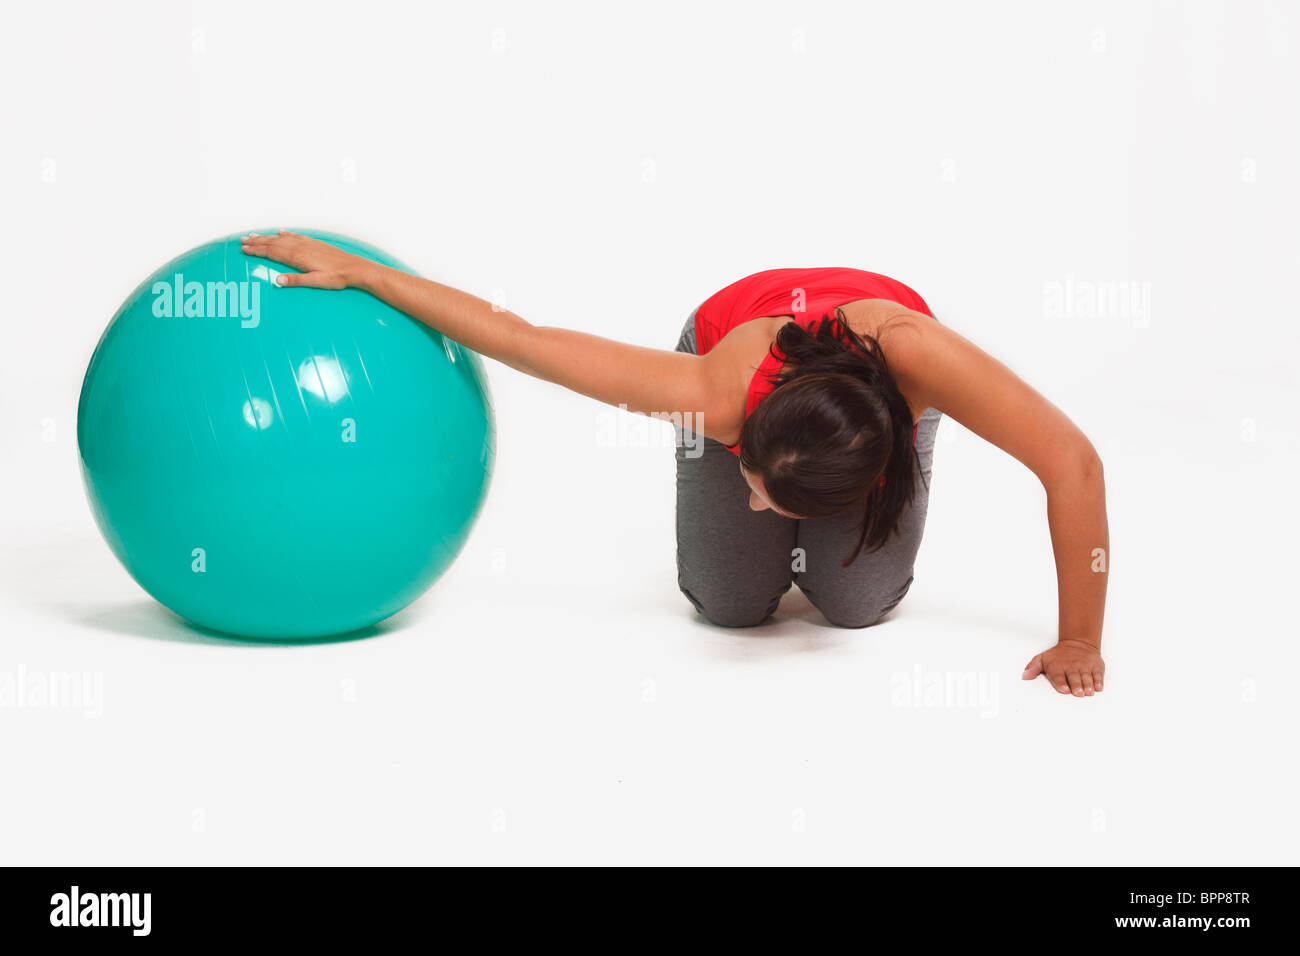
[241,231,298,254]
[1048,665,1071,695]
[1024,655,1078,695]
[274,270,344,290]
[274,270,346,291]
[240,233,283,260]
[241,233,315,281]
[1025,646,1106,697]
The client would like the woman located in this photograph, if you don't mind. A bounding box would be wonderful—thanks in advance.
[240,231,1108,697]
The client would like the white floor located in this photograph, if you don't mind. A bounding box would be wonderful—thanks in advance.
[4,362,1296,864]
[3,0,1297,866]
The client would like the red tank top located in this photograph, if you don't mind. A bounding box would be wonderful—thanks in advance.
[693,267,933,456]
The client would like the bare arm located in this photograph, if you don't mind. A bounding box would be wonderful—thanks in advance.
[240,231,722,429]
[886,311,1109,697]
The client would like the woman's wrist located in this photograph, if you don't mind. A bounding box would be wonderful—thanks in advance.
[349,259,388,293]
[1058,635,1101,650]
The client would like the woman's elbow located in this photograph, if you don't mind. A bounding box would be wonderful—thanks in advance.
[1040,440,1104,491]
[1079,443,1103,483]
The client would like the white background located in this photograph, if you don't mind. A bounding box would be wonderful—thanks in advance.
[1,0,1296,864]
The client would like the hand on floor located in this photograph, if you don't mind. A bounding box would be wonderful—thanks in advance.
[1022,639,1105,696]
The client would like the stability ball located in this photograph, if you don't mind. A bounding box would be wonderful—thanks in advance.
[77,230,495,639]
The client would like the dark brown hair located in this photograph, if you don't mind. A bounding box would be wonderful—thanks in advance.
[738,309,922,565]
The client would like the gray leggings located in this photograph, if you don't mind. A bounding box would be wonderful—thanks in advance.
[674,310,941,628]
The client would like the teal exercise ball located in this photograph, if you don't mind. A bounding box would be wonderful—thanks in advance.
[77,230,495,640]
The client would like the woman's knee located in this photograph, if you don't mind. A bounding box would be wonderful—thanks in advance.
[678,581,786,628]
[806,574,914,629]
[816,602,890,629]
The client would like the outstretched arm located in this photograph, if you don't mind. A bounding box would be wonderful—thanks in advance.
[240,231,718,426]
[885,311,1110,697]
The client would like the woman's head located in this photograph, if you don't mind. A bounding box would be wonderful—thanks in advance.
[738,311,920,565]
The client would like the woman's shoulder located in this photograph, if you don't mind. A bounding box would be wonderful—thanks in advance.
[698,316,787,442]
[840,301,939,418]
[838,299,933,347]
[707,314,788,374]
